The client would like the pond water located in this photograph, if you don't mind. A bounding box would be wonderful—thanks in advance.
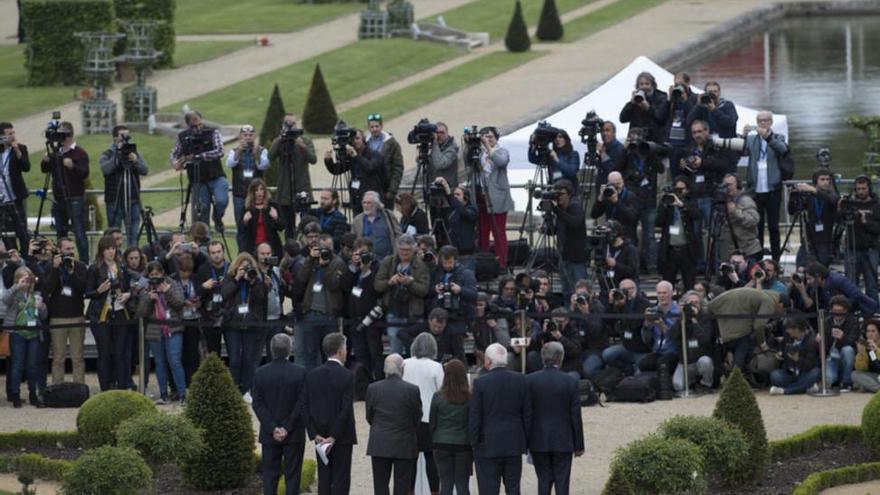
[684,15,880,180]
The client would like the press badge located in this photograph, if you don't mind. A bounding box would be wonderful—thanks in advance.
[351,287,363,298]
[238,304,249,315]
[758,159,768,172]
[552,170,562,180]
[640,178,650,187]
[688,339,698,349]
[165,310,172,320]
[213,293,222,304]
[669,226,681,236]
[27,319,37,327]
[815,224,824,233]
[351,180,361,190]
[695,174,705,183]
[183,307,195,319]
[624,331,633,340]
[62,287,73,297]
[243,169,254,179]
[313,282,323,293]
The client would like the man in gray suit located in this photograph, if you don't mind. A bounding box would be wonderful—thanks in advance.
[744,110,789,261]
[365,354,422,495]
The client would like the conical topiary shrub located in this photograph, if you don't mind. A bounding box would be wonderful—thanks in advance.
[181,354,255,490]
[862,391,880,457]
[504,0,531,53]
[536,0,564,41]
[260,83,287,186]
[712,368,769,481]
[302,64,338,134]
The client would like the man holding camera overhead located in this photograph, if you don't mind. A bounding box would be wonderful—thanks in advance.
[687,81,739,173]
[101,125,148,248]
[41,121,90,261]
[745,111,789,262]
[227,124,269,252]
[269,113,317,241]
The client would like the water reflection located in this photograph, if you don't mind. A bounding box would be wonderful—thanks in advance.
[684,15,880,180]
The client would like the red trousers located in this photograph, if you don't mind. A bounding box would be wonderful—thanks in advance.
[478,196,508,268]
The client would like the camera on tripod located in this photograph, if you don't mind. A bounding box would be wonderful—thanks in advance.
[533,186,560,213]
[429,180,449,209]
[529,121,563,164]
[786,184,812,213]
[44,111,69,150]
[332,121,356,149]
[839,195,865,221]
[578,111,603,144]
[181,129,212,157]
[294,191,317,212]
[712,183,730,206]
[281,123,304,141]
[119,134,137,157]
[462,125,483,164]
[407,118,437,146]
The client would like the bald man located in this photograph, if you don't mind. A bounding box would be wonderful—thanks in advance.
[745,110,789,261]
[590,171,639,243]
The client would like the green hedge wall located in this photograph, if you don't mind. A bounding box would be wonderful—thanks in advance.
[769,424,863,462]
[114,0,175,68]
[793,462,880,495]
[22,0,116,86]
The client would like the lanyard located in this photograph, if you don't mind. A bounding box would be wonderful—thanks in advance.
[759,140,768,160]
[239,284,249,305]
[813,197,825,220]
[211,262,227,280]
[363,215,373,237]
[634,156,645,174]
[182,279,193,300]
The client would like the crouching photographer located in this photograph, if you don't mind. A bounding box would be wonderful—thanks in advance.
[656,177,701,290]
[673,291,715,392]
[788,169,838,266]
[426,246,476,363]
[637,281,680,399]
[526,307,583,379]
[397,308,460,363]
[601,279,651,374]
[820,295,859,391]
[769,316,820,396]
[472,293,511,369]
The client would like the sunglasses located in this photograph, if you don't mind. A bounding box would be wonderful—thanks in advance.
[367,113,382,122]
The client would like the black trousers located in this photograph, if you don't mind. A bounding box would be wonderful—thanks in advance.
[202,324,223,357]
[531,451,573,495]
[352,326,384,381]
[753,188,782,260]
[434,448,473,495]
[316,443,352,495]
[262,442,304,495]
[638,352,678,372]
[660,245,697,291]
[182,323,201,386]
[475,455,521,495]
[371,456,416,495]
[279,204,298,242]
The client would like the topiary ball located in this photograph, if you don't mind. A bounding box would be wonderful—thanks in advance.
[862,391,880,457]
[116,411,204,468]
[609,435,706,494]
[659,415,750,486]
[76,390,157,448]
[62,445,151,495]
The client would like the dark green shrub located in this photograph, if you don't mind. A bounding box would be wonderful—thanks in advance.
[771,424,863,462]
[504,1,531,53]
[116,411,204,468]
[182,354,255,490]
[0,430,80,450]
[261,83,287,186]
[793,461,880,495]
[21,0,115,86]
[302,64,338,134]
[0,453,71,482]
[713,367,768,481]
[601,465,633,495]
[536,0,564,41]
[608,435,705,494]
[863,391,880,457]
[659,415,750,486]
[76,390,156,448]
[61,446,151,495]
[114,0,175,68]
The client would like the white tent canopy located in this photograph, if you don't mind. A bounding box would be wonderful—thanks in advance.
[499,56,789,210]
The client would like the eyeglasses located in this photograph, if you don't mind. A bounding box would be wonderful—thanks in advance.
[367,113,382,122]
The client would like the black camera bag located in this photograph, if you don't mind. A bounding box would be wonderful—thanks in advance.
[42,382,90,408]
[610,373,657,403]
[474,252,500,282]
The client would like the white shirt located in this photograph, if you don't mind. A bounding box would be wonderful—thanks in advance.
[755,139,769,194]
[403,357,444,423]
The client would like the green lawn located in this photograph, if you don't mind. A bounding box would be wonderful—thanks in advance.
[340,50,545,124]
[174,40,254,67]
[163,39,464,128]
[0,45,79,122]
[562,0,668,41]
[436,0,597,42]
[175,0,361,35]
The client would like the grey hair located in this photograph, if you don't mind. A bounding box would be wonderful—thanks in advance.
[682,290,702,306]
[270,333,292,360]
[484,343,508,369]
[363,190,382,208]
[397,234,416,248]
[410,332,438,360]
[383,353,405,377]
[541,341,565,367]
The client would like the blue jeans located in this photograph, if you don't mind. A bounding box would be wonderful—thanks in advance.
[224,328,260,393]
[582,350,605,379]
[724,335,753,373]
[847,248,879,304]
[562,260,588,299]
[826,345,856,387]
[601,345,647,375]
[770,367,821,394]
[297,313,335,370]
[52,196,88,261]
[9,333,42,396]
[639,208,657,270]
[149,333,186,401]
[233,195,247,253]
[106,201,142,247]
[193,176,229,227]
[385,314,408,357]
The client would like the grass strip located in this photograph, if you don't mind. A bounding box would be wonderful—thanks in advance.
[562,0,668,42]
[174,41,254,68]
[436,0,597,42]
[175,0,360,35]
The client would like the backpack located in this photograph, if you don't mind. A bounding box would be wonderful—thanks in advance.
[578,379,601,407]
[610,373,657,403]
[42,382,90,408]
[779,149,795,181]
[593,366,627,395]
[474,251,500,281]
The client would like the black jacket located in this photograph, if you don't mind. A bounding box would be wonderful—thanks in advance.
[782,331,820,375]
[590,188,639,242]
[241,202,284,257]
[220,274,268,326]
[469,367,531,458]
[365,375,422,459]
[838,193,880,251]
[604,240,639,287]
[525,367,584,454]
[41,145,89,199]
[680,143,728,198]
[85,262,133,321]
[428,263,477,335]
[607,294,652,353]
[555,200,587,263]
[619,89,669,143]
[340,263,381,321]
[823,313,860,353]
[400,208,429,236]
[446,195,478,254]
[683,316,715,364]
[99,146,148,205]
[302,360,357,445]
[789,187,838,246]
[656,198,702,264]
[528,322,583,374]
[194,261,228,320]
[615,149,665,210]
[252,359,308,445]
[2,143,30,200]
[42,261,88,319]
[325,146,385,198]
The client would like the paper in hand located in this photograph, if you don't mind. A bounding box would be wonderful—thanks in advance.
[316,442,331,466]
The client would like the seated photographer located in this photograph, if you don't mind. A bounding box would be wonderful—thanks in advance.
[656,176,701,290]
[673,291,716,392]
[396,192,429,237]
[619,71,669,143]
[853,319,880,393]
[227,124,269,252]
[839,175,880,303]
[294,234,346,370]
[745,259,786,293]
[789,169,838,267]
[100,125,148,248]
[323,127,384,214]
[707,287,779,373]
[665,72,697,178]
[221,253,268,398]
[599,220,640,289]
[596,122,625,194]
[268,113,317,241]
[686,82,739,172]
[803,262,879,315]
[717,173,762,263]
[569,282,608,380]
[601,279,651,374]
[240,179,284,257]
[435,177,477,257]
[352,191,402,261]
[715,251,751,291]
[428,246,477,351]
[472,292,512,369]
[526,307,583,379]
[170,111,228,233]
[528,127,580,186]
[637,281,681,380]
[591,171,639,243]
[769,316,820,395]
[398,307,463,363]
[305,189,349,252]
[819,295,859,391]
[341,237,384,381]
[551,179,588,297]
[375,235,431,356]
[745,111,789,262]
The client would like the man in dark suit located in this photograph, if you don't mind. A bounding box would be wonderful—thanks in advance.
[365,353,422,495]
[0,122,31,251]
[470,343,531,495]
[526,342,585,495]
[302,333,357,495]
[252,334,308,495]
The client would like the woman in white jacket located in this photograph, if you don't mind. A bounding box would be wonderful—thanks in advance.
[403,332,445,494]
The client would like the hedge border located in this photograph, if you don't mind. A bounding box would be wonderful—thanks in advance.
[254,454,317,493]
[793,461,880,495]
[0,452,72,482]
[769,424,862,462]
[0,430,81,450]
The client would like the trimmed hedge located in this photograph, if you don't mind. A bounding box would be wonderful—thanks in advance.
[76,390,157,448]
[114,0,175,68]
[504,0,531,53]
[607,435,706,494]
[0,430,80,450]
[301,64,338,135]
[713,367,768,482]
[771,424,863,462]
[116,411,204,468]
[0,452,71,482]
[21,0,116,86]
[863,390,880,457]
[62,445,152,495]
[536,0,564,41]
[260,83,287,187]
[793,462,880,495]
[658,415,750,486]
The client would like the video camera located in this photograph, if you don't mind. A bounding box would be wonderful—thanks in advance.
[294,191,317,212]
[44,111,70,150]
[181,128,213,157]
[462,125,482,165]
[839,195,866,222]
[407,118,437,146]
[578,110,603,144]
[119,134,137,157]
[531,121,563,155]
[712,182,730,206]
[281,123,304,141]
[429,180,449,209]
[332,121,356,149]
[533,186,561,213]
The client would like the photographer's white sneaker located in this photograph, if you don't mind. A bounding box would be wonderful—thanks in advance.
[769,386,785,396]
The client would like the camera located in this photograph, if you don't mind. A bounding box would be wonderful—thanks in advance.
[645,307,661,321]
[181,129,213,157]
[720,263,735,276]
[682,302,697,318]
[545,320,558,333]
[359,251,373,266]
[700,93,714,105]
[530,121,563,163]
[660,185,678,206]
[320,248,333,263]
[611,289,626,303]
[406,118,437,146]
[633,90,646,103]
[839,195,864,221]
[602,184,617,200]
[281,123,304,141]
[429,181,449,209]
[332,121,356,149]
[62,256,75,272]
[149,276,165,287]
[578,110,603,144]
[671,84,687,99]
[792,273,803,284]
[44,111,69,149]
[356,305,384,332]
[261,256,279,266]
[118,134,137,157]
[294,191,317,212]
[423,251,435,265]
[754,269,765,279]
[532,187,561,202]
[486,302,514,319]
[439,283,459,310]
[246,266,260,282]
[462,125,483,165]
[575,295,588,305]
[712,183,730,205]
[628,137,669,157]
[710,136,745,152]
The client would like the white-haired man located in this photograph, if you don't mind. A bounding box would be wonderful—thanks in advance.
[352,190,401,261]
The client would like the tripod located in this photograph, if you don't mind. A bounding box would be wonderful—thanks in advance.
[579,132,600,214]
[780,207,809,260]
[35,140,70,238]
[137,206,158,252]
[112,152,141,246]
[511,156,551,266]
[704,204,729,280]
[524,211,571,291]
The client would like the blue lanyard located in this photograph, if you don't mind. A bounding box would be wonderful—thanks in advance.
[443,272,452,284]
[634,156,645,174]
[813,198,825,220]
[210,262,227,280]
[239,284,249,305]
[363,215,373,237]
[182,279,192,299]
[759,141,768,160]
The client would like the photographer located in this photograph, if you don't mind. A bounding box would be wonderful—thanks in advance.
[436,177,478,256]
[526,307,583,379]
[170,253,202,386]
[745,111,789,261]
[706,287,779,373]
[100,126,148,248]
[683,120,729,243]
[789,169,838,266]
[591,171,639,244]
[221,253,268,398]
[366,114,404,208]
[803,262,879,315]
[665,72,697,178]
[716,251,751,291]
[269,113,317,240]
[619,71,669,143]
[256,242,286,364]
[673,291,716,392]
[427,246,477,360]
[569,283,608,380]
[656,176,701,290]
[528,128,580,186]
[472,293,511,369]
[305,189,349,251]
[686,82,739,172]
[195,240,227,356]
[601,279,651,374]
[341,237,383,380]
[41,237,87,385]
[769,316,820,396]
[637,281,681,388]
[595,122,625,194]
[0,122,31,251]
[746,259,786,293]
[324,128,384,214]
[395,192,429,237]
[240,179,284,257]
[374,235,430,356]
[599,220,640,289]
[549,179,588,296]
[353,191,402,261]
[853,319,880,393]
[717,173,762,263]
[428,122,459,187]
[839,175,880,303]
[471,126,514,269]
[170,110,228,232]
[4,265,48,408]
[227,124,269,252]
[40,121,90,260]
[397,308,461,363]
[819,295,859,391]
[295,234,346,370]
